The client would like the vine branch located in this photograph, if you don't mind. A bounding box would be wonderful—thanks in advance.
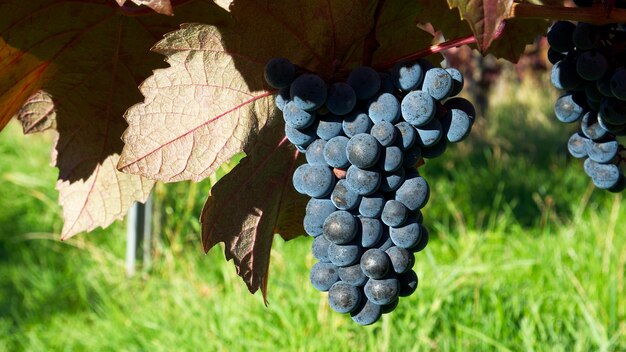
[510,3,626,25]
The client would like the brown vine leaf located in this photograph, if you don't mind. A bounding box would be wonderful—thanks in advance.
[115,0,173,15]
[200,118,305,299]
[447,0,514,52]
[0,0,229,238]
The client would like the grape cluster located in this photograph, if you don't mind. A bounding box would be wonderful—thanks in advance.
[264,57,475,325]
[547,18,626,192]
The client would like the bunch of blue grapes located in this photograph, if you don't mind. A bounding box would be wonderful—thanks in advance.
[264,57,475,325]
[547,15,626,192]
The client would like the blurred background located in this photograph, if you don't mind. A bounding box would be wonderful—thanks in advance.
[1,38,625,351]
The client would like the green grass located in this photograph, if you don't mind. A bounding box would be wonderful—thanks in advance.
[0,78,625,351]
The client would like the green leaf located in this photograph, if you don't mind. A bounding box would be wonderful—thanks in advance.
[0,0,229,238]
[200,118,305,299]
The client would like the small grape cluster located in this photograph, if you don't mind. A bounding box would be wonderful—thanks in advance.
[264,57,475,325]
[547,17,626,192]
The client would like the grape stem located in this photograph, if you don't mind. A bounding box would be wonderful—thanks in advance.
[374,22,505,69]
[510,3,626,25]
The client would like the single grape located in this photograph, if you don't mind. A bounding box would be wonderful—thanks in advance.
[347,66,381,100]
[290,73,327,111]
[547,21,576,53]
[304,198,337,237]
[338,264,368,286]
[378,145,404,172]
[312,235,331,262]
[611,68,626,100]
[401,90,436,127]
[305,139,327,165]
[379,168,405,193]
[368,93,400,124]
[581,111,608,140]
[381,298,399,315]
[576,51,608,80]
[389,218,423,249]
[379,72,397,94]
[572,22,598,50]
[381,200,409,227]
[346,133,381,168]
[264,57,295,89]
[310,262,339,292]
[551,60,582,91]
[547,48,566,65]
[328,282,362,314]
[395,173,430,211]
[343,111,372,137]
[323,210,358,245]
[364,276,399,305]
[316,114,344,140]
[398,270,418,297]
[395,121,417,150]
[423,68,453,100]
[597,70,616,97]
[446,67,464,97]
[411,225,429,252]
[385,246,415,274]
[440,108,472,143]
[292,163,335,198]
[283,101,316,129]
[326,82,357,115]
[415,118,443,147]
[567,132,590,159]
[328,241,361,267]
[371,121,397,147]
[331,179,361,211]
[391,60,424,91]
[346,165,381,195]
[554,93,586,123]
[285,124,316,148]
[360,248,391,279]
[358,193,385,218]
[421,137,448,159]
[351,299,382,326]
[402,144,422,168]
[587,139,619,163]
[599,97,626,125]
[584,158,622,189]
[323,136,350,168]
[275,87,291,111]
[359,217,383,248]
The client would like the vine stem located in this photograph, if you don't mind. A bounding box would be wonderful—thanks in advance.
[510,3,626,25]
[375,22,507,70]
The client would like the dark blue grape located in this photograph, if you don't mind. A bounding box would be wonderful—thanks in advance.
[391,60,424,91]
[358,193,385,218]
[323,210,357,244]
[411,225,429,252]
[390,218,423,249]
[599,97,626,125]
[310,262,339,292]
[548,48,566,65]
[368,93,400,124]
[292,164,334,198]
[585,82,604,102]
[360,249,390,279]
[554,93,585,123]
[316,114,344,140]
[285,124,316,148]
[381,298,399,315]
[371,121,396,147]
[567,132,590,159]
[328,242,361,267]
[403,144,422,168]
[395,173,429,211]
[446,68,464,97]
[312,236,331,262]
[576,51,608,80]
[290,73,327,111]
[394,121,417,150]
[379,168,405,193]
[346,166,381,195]
[398,270,418,297]
[385,246,414,274]
[305,139,327,165]
[264,57,295,89]
[444,97,476,122]
[359,217,383,248]
[597,71,616,97]
[547,21,576,53]
[328,282,362,314]
[378,145,403,172]
[441,107,472,143]
[338,264,368,286]
[423,68,453,100]
[378,72,397,94]
[351,299,382,326]
[421,136,448,159]
[347,66,381,100]
[364,276,399,305]
[323,136,350,168]
[331,179,361,211]
[283,101,316,129]
[343,111,372,137]
[572,22,598,50]
[584,158,622,189]
[581,111,608,140]
[551,60,582,91]
[275,87,291,111]
[346,133,381,168]
[609,175,626,193]
[381,200,409,227]
[588,139,619,163]
[401,90,436,127]
[415,118,443,147]
[375,231,394,251]
[611,68,626,100]
[304,198,336,237]
[326,82,357,115]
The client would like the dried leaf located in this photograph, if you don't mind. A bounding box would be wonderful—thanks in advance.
[447,0,514,52]
[0,0,229,238]
[201,118,305,299]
